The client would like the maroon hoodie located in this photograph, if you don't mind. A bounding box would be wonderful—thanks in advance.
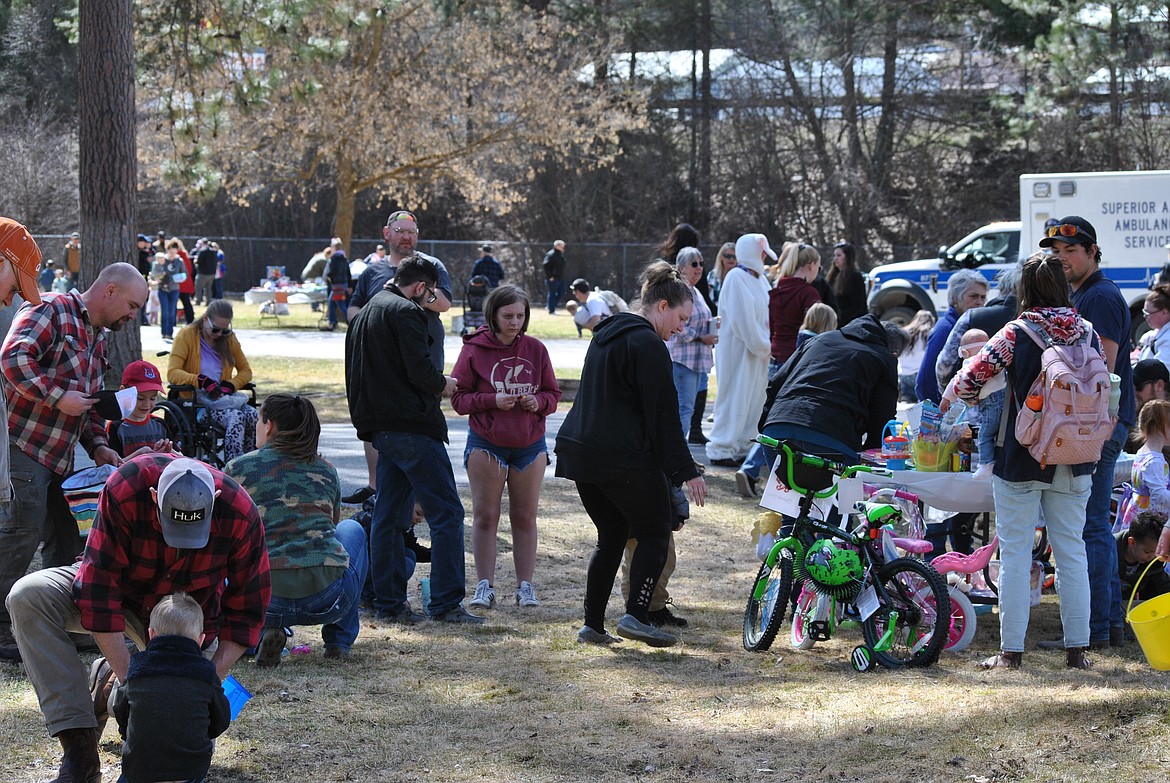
[451,326,562,448]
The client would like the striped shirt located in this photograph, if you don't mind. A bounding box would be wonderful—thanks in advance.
[1,291,109,475]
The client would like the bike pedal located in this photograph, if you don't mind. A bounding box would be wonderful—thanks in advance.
[808,620,831,642]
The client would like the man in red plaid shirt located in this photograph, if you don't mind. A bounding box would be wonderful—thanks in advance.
[0,261,147,661]
[7,453,270,783]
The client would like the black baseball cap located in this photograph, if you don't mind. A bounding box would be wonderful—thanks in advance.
[1039,216,1098,248]
[1133,359,1170,390]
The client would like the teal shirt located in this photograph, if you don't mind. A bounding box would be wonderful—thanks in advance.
[225,446,347,595]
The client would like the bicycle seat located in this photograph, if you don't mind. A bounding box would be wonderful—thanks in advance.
[891,537,934,556]
[930,535,1000,575]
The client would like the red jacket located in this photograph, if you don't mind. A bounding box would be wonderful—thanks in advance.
[451,326,561,448]
[768,277,820,364]
[178,251,195,295]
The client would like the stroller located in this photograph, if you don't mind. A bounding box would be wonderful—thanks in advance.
[462,274,491,335]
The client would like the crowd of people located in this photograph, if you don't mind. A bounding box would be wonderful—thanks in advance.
[4,209,1170,782]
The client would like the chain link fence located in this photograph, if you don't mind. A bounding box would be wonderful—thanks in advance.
[34,233,923,302]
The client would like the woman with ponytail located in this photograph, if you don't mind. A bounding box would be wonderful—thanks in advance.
[556,261,707,648]
[225,393,368,666]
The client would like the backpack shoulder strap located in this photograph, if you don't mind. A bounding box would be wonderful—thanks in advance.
[1014,318,1053,349]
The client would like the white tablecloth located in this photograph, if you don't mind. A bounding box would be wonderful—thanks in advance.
[861,452,1136,514]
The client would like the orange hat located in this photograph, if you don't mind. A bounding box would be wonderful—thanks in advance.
[0,218,42,305]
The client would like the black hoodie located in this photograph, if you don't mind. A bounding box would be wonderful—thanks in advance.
[762,313,899,453]
[555,312,699,486]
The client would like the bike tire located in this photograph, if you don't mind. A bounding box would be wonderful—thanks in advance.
[944,587,977,653]
[743,549,794,652]
[862,557,950,669]
[790,583,819,650]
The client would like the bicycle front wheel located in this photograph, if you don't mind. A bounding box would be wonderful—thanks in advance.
[862,557,950,668]
[743,549,794,652]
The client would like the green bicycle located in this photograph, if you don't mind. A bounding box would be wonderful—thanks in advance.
[743,439,951,670]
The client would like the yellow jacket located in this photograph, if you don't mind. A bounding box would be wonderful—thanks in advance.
[166,324,253,389]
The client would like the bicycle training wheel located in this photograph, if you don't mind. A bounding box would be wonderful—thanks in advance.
[861,557,950,668]
[790,583,821,650]
[944,586,977,653]
[743,549,793,652]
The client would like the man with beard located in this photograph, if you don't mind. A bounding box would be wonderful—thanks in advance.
[345,256,481,623]
[0,261,148,661]
[343,210,452,505]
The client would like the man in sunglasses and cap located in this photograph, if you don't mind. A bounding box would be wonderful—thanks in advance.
[5,453,270,783]
[1040,215,1135,650]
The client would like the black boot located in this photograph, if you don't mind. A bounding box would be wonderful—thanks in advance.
[688,390,709,444]
[52,727,100,783]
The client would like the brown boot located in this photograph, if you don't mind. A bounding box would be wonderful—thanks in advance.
[979,650,1022,669]
[1066,647,1092,669]
[51,727,101,783]
[88,657,115,736]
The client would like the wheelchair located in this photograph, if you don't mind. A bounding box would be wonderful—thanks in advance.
[153,382,257,469]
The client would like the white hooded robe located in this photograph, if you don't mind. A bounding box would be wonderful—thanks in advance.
[706,235,773,461]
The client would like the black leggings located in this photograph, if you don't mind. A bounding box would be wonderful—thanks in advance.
[576,472,673,631]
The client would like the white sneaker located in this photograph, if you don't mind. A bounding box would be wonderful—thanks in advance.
[468,579,496,609]
[516,581,540,608]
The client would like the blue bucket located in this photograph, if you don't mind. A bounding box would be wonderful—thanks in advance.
[222,674,252,720]
[885,457,908,471]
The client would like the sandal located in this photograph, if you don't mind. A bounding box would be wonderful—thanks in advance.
[979,651,1022,670]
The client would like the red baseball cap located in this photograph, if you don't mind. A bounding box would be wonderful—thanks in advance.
[121,360,166,394]
[0,217,42,305]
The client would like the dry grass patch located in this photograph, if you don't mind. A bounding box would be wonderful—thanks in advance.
[3,472,1170,782]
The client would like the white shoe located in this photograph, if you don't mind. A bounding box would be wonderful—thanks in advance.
[468,579,496,609]
[516,581,540,608]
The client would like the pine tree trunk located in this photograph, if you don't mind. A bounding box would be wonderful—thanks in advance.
[78,0,139,384]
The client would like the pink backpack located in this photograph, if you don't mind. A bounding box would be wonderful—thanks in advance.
[1012,319,1113,469]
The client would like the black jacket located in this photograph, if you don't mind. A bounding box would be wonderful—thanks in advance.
[542,248,565,280]
[555,313,699,486]
[195,247,218,276]
[346,284,448,442]
[110,634,230,783]
[762,314,899,452]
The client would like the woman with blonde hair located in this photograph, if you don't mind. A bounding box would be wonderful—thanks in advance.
[898,310,936,402]
[768,242,822,367]
[706,242,737,316]
[167,299,259,461]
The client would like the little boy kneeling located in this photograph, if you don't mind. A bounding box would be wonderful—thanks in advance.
[110,592,231,783]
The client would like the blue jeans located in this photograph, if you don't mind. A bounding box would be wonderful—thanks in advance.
[992,466,1092,651]
[976,388,1005,466]
[740,441,769,481]
[327,295,348,328]
[158,288,180,338]
[371,431,466,616]
[672,363,702,440]
[1087,420,1126,640]
[546,278,565,314]
[263,517,368,652]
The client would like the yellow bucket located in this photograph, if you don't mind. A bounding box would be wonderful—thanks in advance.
[910,438,958,472]
[1126,559,1170,670]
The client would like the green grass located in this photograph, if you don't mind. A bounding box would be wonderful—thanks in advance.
[225,297,589,342]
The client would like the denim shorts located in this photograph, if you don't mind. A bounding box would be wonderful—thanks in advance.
[463,431,547,472]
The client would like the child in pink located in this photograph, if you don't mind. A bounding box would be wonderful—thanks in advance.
[451,285,561,610]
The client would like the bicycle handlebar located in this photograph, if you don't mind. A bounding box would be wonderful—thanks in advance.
[754,436,889,498]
